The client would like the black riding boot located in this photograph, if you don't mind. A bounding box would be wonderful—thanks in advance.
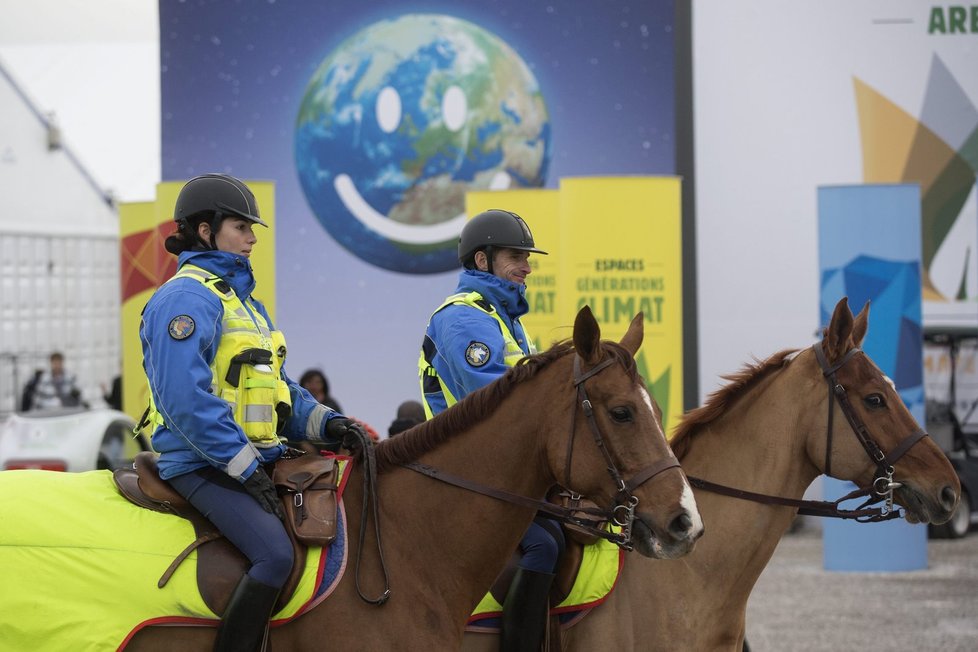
[500,568,555,652]
[213,574,281,652]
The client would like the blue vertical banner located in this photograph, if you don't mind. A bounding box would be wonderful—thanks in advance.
[817,183,927,571]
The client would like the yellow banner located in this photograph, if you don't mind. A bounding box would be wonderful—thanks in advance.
[559,177,683,433]
[117,181,276,425]
[465,190,563,351]
[119,201,161,420]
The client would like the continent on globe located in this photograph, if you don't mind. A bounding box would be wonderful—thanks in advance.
[295,13,551,274]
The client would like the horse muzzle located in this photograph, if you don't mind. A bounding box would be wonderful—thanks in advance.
[631,507,703,559]
[895,482,959,525]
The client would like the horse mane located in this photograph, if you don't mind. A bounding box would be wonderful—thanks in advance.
[374,339,638,473]
[671,348,798,460]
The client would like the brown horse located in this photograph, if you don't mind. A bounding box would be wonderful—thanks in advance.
[559,298,960,651]
[0,307,702,650]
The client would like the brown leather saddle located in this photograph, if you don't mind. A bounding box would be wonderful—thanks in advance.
[112,452,307,616]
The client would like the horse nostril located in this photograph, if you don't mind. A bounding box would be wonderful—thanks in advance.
[669,512,693,538]
[940,485,959,512]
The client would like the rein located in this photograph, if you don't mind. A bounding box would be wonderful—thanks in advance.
[350,425,391,605]
[401,352,680,550]
[687,341,930,523]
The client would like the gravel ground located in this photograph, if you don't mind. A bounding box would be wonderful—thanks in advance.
[744,528,978,651]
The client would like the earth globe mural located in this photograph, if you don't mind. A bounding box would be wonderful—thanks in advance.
[295,14,551,274]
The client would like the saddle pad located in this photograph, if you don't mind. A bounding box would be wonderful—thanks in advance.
[0,463,351,651]
[466,536,624,630]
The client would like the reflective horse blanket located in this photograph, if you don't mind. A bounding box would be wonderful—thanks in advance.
[0,467,349,651]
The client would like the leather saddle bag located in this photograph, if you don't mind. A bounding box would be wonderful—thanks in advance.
[273,450,340,546]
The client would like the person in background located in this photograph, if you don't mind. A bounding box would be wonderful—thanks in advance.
[30,352,82,410]
[418,209,564,652]
[20,368,43,412]
[102,374,122,411]
[388,399,425,437]
[298,367,382,447]
[299,368,343,413]
[139,173,364,651]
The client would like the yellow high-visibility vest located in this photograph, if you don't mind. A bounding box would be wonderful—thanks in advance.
[418,291,536,418]
[145,264,291,445]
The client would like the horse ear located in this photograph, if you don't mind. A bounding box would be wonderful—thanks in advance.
[573,305,602,364]
[620,312,644,356]
[825,297,854,360]
[851,301,870,347]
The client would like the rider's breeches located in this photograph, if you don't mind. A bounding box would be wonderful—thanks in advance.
[518,516,566,574]
[169,466,294,588]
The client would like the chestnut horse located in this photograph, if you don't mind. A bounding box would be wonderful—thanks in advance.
[559,298,960,651]
[0,307,702,650]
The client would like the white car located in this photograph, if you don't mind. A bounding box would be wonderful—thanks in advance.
[0,407,150,472]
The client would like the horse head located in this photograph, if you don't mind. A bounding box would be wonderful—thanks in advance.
[809,297,959,524]
[556,306,703,559]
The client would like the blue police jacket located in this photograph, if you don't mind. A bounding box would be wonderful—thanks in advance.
[423,269,533,415]
[140,249,340,481]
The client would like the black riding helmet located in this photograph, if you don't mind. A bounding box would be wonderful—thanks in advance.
[458,209,548,272]
[173,174,267,250]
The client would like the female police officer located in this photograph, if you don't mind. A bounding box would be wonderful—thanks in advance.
[140,173,359,651]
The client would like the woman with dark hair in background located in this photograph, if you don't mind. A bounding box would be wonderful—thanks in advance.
[299,368,343,413]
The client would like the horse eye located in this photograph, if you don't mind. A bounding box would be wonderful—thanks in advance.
[863,393,886,409]
[609,407,633,423]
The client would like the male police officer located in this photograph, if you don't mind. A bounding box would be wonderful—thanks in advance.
[418,209,563,651]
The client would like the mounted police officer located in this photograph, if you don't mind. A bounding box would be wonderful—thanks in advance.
[140,173,361,651]
[418,209,564,651]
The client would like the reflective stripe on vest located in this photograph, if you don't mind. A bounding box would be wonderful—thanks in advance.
[417,291,536,418]
[145,264,291,446]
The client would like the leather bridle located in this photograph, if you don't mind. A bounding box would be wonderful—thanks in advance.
[688,341,929,522]
[562,355,682,548]
[812,341,928,509]
[403,352,681,550]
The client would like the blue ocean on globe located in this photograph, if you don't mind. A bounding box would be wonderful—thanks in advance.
[295,14,551,274]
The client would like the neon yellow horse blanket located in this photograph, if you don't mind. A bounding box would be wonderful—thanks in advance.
[0,468,348,651]
[467,535,624,630]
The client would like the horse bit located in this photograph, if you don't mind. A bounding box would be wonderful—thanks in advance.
[402,352,681,551]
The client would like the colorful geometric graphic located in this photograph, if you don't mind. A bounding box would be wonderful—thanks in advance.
[818,184,925,423]
[120,223,177,302]
[821,255,922,394]
[854,54,978,305]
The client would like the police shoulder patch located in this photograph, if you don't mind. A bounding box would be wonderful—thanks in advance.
[168,315,196,340]
[465,341,491,367]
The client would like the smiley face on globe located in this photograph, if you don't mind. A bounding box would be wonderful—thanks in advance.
[294,14,551,274]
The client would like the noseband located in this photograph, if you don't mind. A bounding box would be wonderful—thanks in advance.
[564,354,682,549]
[812,342,928,511]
